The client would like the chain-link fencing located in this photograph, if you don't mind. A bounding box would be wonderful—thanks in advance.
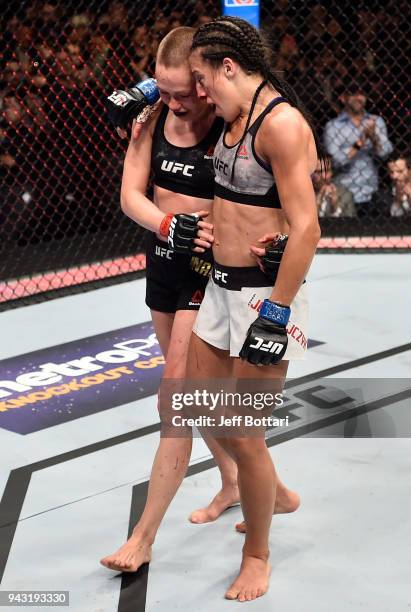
[1,0,410,308]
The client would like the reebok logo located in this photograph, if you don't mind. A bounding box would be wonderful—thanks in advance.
[189,289,204,306]
[204,145,214,159]
[237,144,248,159]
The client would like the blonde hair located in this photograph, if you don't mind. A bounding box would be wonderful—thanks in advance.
[156,27,195,67]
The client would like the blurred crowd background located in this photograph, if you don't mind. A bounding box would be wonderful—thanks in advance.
[0,0,410,301]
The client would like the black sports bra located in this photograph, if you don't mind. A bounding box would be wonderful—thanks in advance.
[151,105,223,199]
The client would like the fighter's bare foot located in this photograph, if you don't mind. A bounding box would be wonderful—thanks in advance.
[225,555,271,602]
[100,535,152,573]
[235,489,300,533]
[189,486,240,524]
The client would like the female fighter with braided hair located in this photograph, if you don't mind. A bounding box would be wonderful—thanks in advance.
[186,16,323,601]
[100,26,298,575]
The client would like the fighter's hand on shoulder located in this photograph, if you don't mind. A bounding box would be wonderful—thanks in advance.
[115,121,146,140]
[117,102,162,141]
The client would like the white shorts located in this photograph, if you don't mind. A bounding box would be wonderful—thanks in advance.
[193,263,309,360]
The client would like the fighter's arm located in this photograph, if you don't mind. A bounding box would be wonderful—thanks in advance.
[120,109,213,252]
[120,115,165,233]
[259,107,321,306]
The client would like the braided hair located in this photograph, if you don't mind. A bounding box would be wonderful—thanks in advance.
[191,16,327,180]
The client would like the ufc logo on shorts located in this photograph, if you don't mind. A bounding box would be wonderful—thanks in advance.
[161,160,194,177]
[107,91,128,107]
[214,269,228,283]
[155,246,172,259]
[249,337,283,354]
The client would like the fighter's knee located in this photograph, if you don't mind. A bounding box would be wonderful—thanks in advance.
[224,436,253,459]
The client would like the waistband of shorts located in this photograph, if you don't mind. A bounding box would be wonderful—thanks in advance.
[212,261,277,290]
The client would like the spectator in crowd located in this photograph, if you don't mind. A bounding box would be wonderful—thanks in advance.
[67,13,92,47]
[1,0,408,251]
[324,76,393,217]
[378,152,411,217]
[296,39,347,131]
[303,3,328,46]
[86,34,112,87]
[128,25,154,81]
[312,157,356,217]
[98,1,131,45]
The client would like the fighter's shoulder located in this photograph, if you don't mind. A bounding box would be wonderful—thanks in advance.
[261,104,310,154]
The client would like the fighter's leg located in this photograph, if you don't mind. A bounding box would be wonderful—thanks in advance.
[153,307,240,523]
[224,358,288,601]
[101,309,194,572]
[186,335,240,523]
[233,358,300,533]
[186,334,275,600]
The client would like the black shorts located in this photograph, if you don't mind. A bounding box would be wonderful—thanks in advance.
[145,232,213,313]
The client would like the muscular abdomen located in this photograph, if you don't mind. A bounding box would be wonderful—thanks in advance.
[212,197,289,266]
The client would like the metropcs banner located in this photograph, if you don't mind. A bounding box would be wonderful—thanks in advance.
[0,322,164,435]
[223,0,260,28]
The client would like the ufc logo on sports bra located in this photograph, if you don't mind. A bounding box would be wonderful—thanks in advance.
[214,157,229,176]
[161,160,194,177]
[214,269,228,283]
[249,338,283,354]
[155,245,172,259]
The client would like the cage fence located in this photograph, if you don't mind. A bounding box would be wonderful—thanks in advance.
[1,0,409,309]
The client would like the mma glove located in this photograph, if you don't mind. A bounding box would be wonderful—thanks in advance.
[105,78,159,130]
[159,213,202,253]
[239,299,290,366]
[261,234,288,282]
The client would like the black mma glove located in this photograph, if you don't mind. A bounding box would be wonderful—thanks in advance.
[239,299,290,366]
[105,78,159,130]
[159,213,202,253]
[261,234,288,282]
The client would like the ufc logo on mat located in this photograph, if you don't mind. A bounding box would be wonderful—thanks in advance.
[161,160,194,177]
[249,338,283,354]
[155,246,172,259]
[214,269,228,283]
